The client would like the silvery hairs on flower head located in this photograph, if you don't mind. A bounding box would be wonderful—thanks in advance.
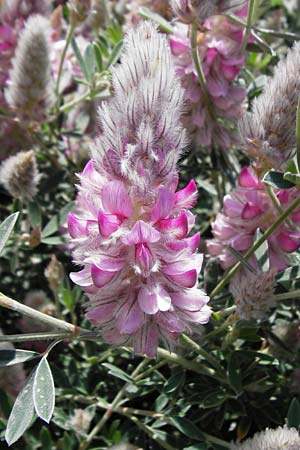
[230,425,300,450]
[239,41,300,171]
[5,14,55,123]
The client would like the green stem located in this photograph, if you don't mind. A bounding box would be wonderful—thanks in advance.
[202,432,232,449]
[190,21,214,119]
[78,359,149,450]
[59,90,90,113]
[265,185,294,228]
[241,0,258,52]
[0,292,84,334]
[210,197,300,299]
[180,334,225,373]
[55,23,75,97]
[274,289,300,301]
[0,331,74,343]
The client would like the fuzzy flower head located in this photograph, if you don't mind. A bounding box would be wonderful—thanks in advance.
[68,22,211,357]
[0,328,26,398]
[0,150,40,200]
[239,42,300,171]
[5,14,55,123]
[170,8,247,150]
[207,166,300,271]
[231,425,300,450]
[171,0,247,23]
[0,0,51,23]
[229,268,277,320]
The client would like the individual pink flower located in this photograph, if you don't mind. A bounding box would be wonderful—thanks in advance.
[207,166,300,271]
[68,22,211,357]
[170,6,248,150]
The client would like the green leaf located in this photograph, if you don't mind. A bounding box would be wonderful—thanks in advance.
[5,372,35,446]
[284,172,300,185]
[41,236,67,245]
[105,41,123,70]
[254,229,269,272]
[262,171,295,189]
[39,427,53,450]
[71,38,89,81]
[228,247,257,274]
[162,371,185,394]
[93,42,103,72]
[84,44,96,82]
[28,202,42,227]
[139,7,174,34]
[184,445,208,450]
[227,353,242,392]
[102,363,132,383]
[0,349,39,367]
[0,212,19,255]
[287,398,300,428]
[276,265,300,282]
[169,416,204,440]
[41,201,75,238]
[33,358,55,423]
[296,96,300,172]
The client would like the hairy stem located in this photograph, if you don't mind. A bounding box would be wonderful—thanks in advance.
[55,23,75,96]
[241,0,258,52]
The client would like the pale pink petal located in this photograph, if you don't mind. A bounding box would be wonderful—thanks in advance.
[70,267,93,287]
[91,265,116,287]
[135,244,154,272]
[102,181,133,218]
[116,299,144,334]
[122,220,161,245]
[68,213,89,238]
[133,323,159,357]
[238,167,261,188]
[86,302,116,324]
[171,290,210,311]
[151,188,175,223]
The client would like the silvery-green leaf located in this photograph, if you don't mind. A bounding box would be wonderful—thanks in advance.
[33,358,55,423]
[0,212,19,255]
[0,349,39,367]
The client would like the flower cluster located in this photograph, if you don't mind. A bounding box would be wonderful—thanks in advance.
[68,22,211,357]
[230,425,300,450]
[207,166,300,271]
[170,5,247,150]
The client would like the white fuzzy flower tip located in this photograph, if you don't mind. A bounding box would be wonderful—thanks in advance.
[5,14,54,122]
[231,425,300,450]
[68,22,211,357]
[239,42,300,170]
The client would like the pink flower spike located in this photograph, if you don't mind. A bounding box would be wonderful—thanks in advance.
[122,221,161,246]
[241,202,263,219]
[102,181,133,218]
[98,210,122,238]
[174,179,198,208]
[68,213,89,238]
[91,265,118,288]
[138,285,171,314]
[278,232,299,253]
[151,188,176,223]
[157,212,189,239]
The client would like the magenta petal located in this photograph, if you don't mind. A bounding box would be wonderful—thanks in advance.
[238,167,260,188]
[165,269,198,288]
[122,220,161,245]
[151,188,175,222]
[278,232,299,252]
[70,267,93,287]
[117,300,144,334]
[241,202,263,219]
[98,210,122,238]
[175,180,197,208]
[102,181,132,218]
[68,213,89,238]
[91,264,116,287]
[157,212,189,239]
[166,232,200,253]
